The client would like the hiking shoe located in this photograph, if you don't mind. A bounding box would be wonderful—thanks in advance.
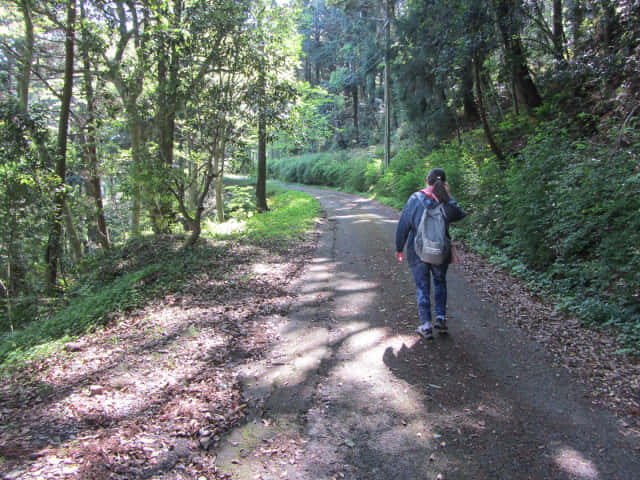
[416,326,434,340]
[434,317,448,333]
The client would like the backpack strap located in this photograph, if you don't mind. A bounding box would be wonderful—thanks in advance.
[418,190,448,221]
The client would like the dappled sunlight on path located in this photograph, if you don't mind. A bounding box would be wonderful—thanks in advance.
[554,446,601,480]
[217,187,637,480]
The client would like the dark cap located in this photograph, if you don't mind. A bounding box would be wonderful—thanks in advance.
[427,168,446,185]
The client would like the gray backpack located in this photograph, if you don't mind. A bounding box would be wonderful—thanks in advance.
[414,195,450,265]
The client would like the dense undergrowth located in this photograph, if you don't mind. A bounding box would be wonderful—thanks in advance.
[0,184,321,366]
[269,108,640,354]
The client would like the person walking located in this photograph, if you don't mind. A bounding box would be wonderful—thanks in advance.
[395,168,466,339]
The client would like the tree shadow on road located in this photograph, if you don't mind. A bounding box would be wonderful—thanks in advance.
[381,333,625,480]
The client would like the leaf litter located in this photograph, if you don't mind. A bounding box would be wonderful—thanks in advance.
[0,237,316,479]
[455,242,640,434]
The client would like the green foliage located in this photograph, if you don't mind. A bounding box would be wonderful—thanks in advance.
[458,117,640,352]
[343,156,372,193]
[274,82,337,154]
[268,149,384,194]
[224,185,256,220]
[388,147,425,176]
[372,144,476,207]
[0,100,53,302]
[393,0,495,141]
[298,0,385,147]
[208,186,320,249]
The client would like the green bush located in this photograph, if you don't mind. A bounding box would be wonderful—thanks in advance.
[388,146,425,175]
[364,157,383,189]
[270,150,380,193]
[465,115,640,350]
[0,263,162,364]
[0,297,46,333]
[344,157,369,192]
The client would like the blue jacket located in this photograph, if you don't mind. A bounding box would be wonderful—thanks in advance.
[396,192,467,267]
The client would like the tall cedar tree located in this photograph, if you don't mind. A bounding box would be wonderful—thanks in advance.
[45,0,76,293]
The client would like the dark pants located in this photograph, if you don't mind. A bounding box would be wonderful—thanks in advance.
[411,261,449,327]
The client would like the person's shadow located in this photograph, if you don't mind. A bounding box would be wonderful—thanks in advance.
[383,333,453,372]
[382,342,414,372]
[382,333,465,404]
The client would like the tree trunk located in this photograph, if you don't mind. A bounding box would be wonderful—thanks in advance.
[2,278,11,333]
[18,0,33,113]
[366,70,376,112]
[188,155,199,209]
[552,0,565,59]
[152,45,174,230]
[183,172,213,249]
[157,0,181,168]
[474,56,507,168]
[126,99,145,237]
[383,0,391,169]
[131,185,142,237]
[256,112,269,212]
[46,0,76,294]
[570,0,584,51]
[102,2,149,238]
[496,0,542,110]
[88,176,109,248]
[150,0,182,232]
[304,55,312,84]
[6,212,20,329]
[183,136,225,248]
[600,0,618,47]
[63,200,83,263]
[352,86,359,142]
[462,60,480,123]
[183,218,201,249]
[256,59,269,213]
[215,174,224,223]
[81,4,110,249]
[9,0,33,296]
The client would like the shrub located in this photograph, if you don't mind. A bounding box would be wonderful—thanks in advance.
[388,146,425,175]
[344,157,369,192]
[364,157,383,190]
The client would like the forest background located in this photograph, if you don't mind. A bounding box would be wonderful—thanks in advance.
[1,0,639,363]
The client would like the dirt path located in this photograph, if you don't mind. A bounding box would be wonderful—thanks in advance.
[216,188,640,480]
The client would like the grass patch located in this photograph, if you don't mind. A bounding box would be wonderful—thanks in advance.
[0,265,161,365]
[207,185,321,248]
[244,189,320,245]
